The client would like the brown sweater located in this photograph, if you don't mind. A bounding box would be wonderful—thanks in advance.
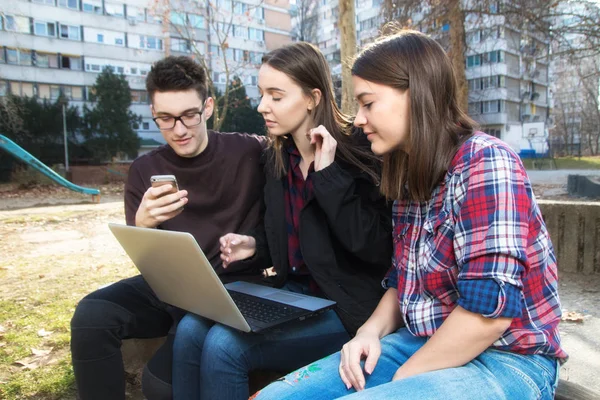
[124,130,266,282]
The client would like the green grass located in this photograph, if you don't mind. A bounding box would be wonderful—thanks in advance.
[0,296,75,400]
[522,156,600,170]
[0,254,136,399]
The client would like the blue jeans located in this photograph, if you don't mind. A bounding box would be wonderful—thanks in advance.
[254,328,560,400]
[172,280,350,400]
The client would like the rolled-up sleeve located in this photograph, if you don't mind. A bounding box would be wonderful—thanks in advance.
[382,265,398,290]
[453,145,532,319]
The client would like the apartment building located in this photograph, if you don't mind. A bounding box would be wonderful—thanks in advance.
[302,0,552,152]
[0,0,291,145]
[550,0,599,155]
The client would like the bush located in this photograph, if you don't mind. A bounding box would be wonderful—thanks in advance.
[11,164,57,189]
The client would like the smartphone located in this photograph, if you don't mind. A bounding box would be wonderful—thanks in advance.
[150,175,179,196]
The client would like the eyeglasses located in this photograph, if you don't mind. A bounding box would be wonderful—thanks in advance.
[152,101,206,130]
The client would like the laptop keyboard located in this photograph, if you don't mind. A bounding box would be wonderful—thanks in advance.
[228,290,306,324]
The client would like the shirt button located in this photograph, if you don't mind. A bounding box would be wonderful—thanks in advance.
[404,299,409,306]
[292,267,296,272]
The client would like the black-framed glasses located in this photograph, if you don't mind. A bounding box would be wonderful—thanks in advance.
[152,101,206,130]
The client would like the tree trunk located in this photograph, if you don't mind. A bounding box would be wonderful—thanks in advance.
[339,0,357,115]
[448,0,468,112]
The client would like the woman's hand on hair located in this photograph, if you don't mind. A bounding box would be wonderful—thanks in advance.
[309,125,337,171]
[219,233,256,268]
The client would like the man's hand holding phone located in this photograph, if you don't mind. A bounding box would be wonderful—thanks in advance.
[135,175,188,228]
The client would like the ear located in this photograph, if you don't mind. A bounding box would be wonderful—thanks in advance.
[308,88,322,111]
[203,97,215,120]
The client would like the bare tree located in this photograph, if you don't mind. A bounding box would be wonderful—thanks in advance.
[153,0,264,130]
[339,0,358,114]
[291,0,320,43]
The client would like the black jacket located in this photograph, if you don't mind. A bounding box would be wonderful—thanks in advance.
[251,135,393,335]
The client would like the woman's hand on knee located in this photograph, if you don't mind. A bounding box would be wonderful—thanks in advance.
[339,332,381,391]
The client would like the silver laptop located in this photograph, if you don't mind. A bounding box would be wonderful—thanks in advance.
[108,223,336,333]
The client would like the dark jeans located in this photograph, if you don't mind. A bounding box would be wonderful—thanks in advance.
[70,275,183,400]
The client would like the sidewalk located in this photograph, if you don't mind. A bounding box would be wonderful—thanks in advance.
[558,272,600,394]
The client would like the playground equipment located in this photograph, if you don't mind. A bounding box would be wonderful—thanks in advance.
[0,134,101,202]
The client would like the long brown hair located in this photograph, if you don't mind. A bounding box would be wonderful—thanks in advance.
[262,42,380,183]
[352,30,476,201]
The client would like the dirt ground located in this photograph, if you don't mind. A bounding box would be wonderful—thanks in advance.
[0,183,144,399]
[1,181,599,398]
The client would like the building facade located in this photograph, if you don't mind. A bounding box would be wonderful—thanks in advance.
[0,0,291,146]
[298,0,553,153]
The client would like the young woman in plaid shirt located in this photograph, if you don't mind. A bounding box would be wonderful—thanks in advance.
[254,30,567,400]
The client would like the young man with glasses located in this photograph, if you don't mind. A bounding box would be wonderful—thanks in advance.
[70,56,267,400]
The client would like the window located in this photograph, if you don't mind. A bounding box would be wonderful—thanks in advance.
[210,45,220,57]
[131,91,149,103]
[467,30,481,44]
[468,102,480,115]
[115,38,123,45]
[188,14,204,28]
[61,55,82,70]
[130,67,138,75]
[466,55,481,68]
[38,53,59,68]
[140,69,148,75]
[60,24,80,40]
[171,38,191,53]
[127,6,145,22]
[0,50,5,64]
[97,34,104,43]
[140,35,162,50]
[250,51,262,64]
[234,25,249,39]
[143,122,150,130]
[34,21,56,37]
[233,49,247,62]
[234,2,248,15]
[249,28,263,41]
[62,86,72,99]
[7,49,18,64]
[72,86,83,100]
[50,85,61,99]
[13,50,32,66]
[20,83,33,97]
[83,0,103,14]
[486,128,501,138]
[58,0,78,9]
[33,0,55,5]
[170,12,186,25]
[254,7,264,19]
[105,2,124,17]
[0,81,8,96]
[5,15,30,33]
[482,100,503,114]
[117,66,124,74]
[36,52,49,67]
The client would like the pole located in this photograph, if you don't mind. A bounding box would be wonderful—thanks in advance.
[62,103,69,172]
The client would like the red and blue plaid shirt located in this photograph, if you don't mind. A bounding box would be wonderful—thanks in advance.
[384,132,567,360]
[284,143,314,275]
